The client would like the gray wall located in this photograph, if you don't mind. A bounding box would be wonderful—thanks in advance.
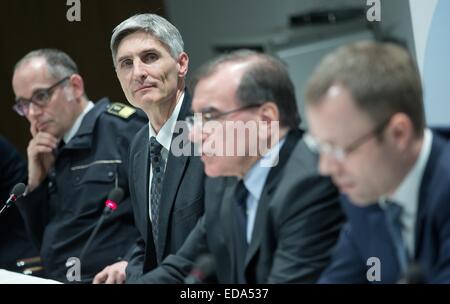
[164,0,417,127]
[165,0,366,73]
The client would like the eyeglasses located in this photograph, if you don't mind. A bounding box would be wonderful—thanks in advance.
[13,76,71,116]
[186,103,263,130]
[304,118,391,162]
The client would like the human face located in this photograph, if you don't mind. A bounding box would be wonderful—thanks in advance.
[12,58,78,138]
[190,63,260,178]
[306,85,399,205]
[115,31,188,114]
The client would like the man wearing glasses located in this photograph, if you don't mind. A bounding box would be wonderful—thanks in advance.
[132,50,345,283]
[306,41,450,283]
[12,49,146,282]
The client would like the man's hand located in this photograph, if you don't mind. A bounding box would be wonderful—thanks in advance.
[93,261,128,284]
[27,128,58,192]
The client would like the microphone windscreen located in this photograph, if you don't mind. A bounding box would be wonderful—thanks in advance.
[11,183,26,197]
[184,254,216,284]
[108,187,124,203]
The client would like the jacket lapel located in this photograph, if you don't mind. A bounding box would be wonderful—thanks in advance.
[133,128,150,241]
[414,133,444,259]
[221,178,239,281]
[244,129,303,268]
[64,98,110,151]
[156,92,192,261]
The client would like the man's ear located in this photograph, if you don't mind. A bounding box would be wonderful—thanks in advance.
[257,102,280,139]
[63,86,75,102]
[259,102,279,124]
[387,112,414,151]
[177,52,189,78]
[67,74,85,101]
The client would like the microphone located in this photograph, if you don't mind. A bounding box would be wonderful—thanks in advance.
[0,183,26,217]
[404,262,425,284]
[398,262,425,284]
[102,187,124,215]
[184,254,216,284]
[78,187,124,262]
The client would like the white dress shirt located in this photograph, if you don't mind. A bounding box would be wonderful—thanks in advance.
[63,101,94,144]
[148,92,185,222]
[379,128,433,257]
[242,138,285,243]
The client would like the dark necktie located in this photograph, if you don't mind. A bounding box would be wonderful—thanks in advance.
[384,201,409,275]
[149,136,166,252]
[233,180,248,283]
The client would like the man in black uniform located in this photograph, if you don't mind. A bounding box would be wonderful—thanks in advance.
[12,49,146,283]
[0,136,39,272]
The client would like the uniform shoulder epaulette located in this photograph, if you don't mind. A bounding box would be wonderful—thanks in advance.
[106,102,136,119]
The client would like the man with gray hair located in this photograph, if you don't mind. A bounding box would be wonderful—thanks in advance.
[93,14,205,283]
[12,49,146,282]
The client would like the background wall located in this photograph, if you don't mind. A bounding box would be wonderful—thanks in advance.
[3,0,446,156]
[0,1,165,155]
[165,0,367,73]
[166,0,417,127]
[409,0,450,127]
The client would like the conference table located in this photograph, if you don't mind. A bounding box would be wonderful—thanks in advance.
[0,269,61,284]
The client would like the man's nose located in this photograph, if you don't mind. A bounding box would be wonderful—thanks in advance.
[318,153,340,177]
[188,123,206,144]
[132,59,148,81]
[28,102,43,116]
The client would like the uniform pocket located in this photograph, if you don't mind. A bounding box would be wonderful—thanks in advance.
[71,161,121,186]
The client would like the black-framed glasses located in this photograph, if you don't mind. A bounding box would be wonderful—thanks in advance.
[12,76,71,116]
[305,117,391,162]
[186,103,263,129]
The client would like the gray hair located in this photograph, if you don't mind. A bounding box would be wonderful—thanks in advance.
[14,48,78,80]
[192,50,301,129]
[110,13,184,66]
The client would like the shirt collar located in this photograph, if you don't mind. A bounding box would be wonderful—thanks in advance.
[63,101,94,144]
[379,128,433,215]
[148,92,185,151]
[243,137,286,201]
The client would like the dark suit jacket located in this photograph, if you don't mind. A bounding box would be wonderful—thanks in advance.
[319,133,450,283]
[134,130,345,283]
[0,136,39,271]
[125,93,205,282]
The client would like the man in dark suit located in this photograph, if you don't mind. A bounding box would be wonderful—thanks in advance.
[0,136,39,272]
[93,14,205,283]
[133,50,345,283]
[12,49,146,282]
[305,41,450,283]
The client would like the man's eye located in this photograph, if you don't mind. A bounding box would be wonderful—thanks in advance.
[33,91,49,103]
[143,53,158,63]
[202,112,217,122]
[120,59,133,69]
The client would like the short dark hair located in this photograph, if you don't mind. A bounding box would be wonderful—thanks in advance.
[305,41,425,136]
[192,50,301,129]
[15,48,79,80]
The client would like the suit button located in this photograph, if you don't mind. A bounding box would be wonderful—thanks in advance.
[108,172,114,177]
